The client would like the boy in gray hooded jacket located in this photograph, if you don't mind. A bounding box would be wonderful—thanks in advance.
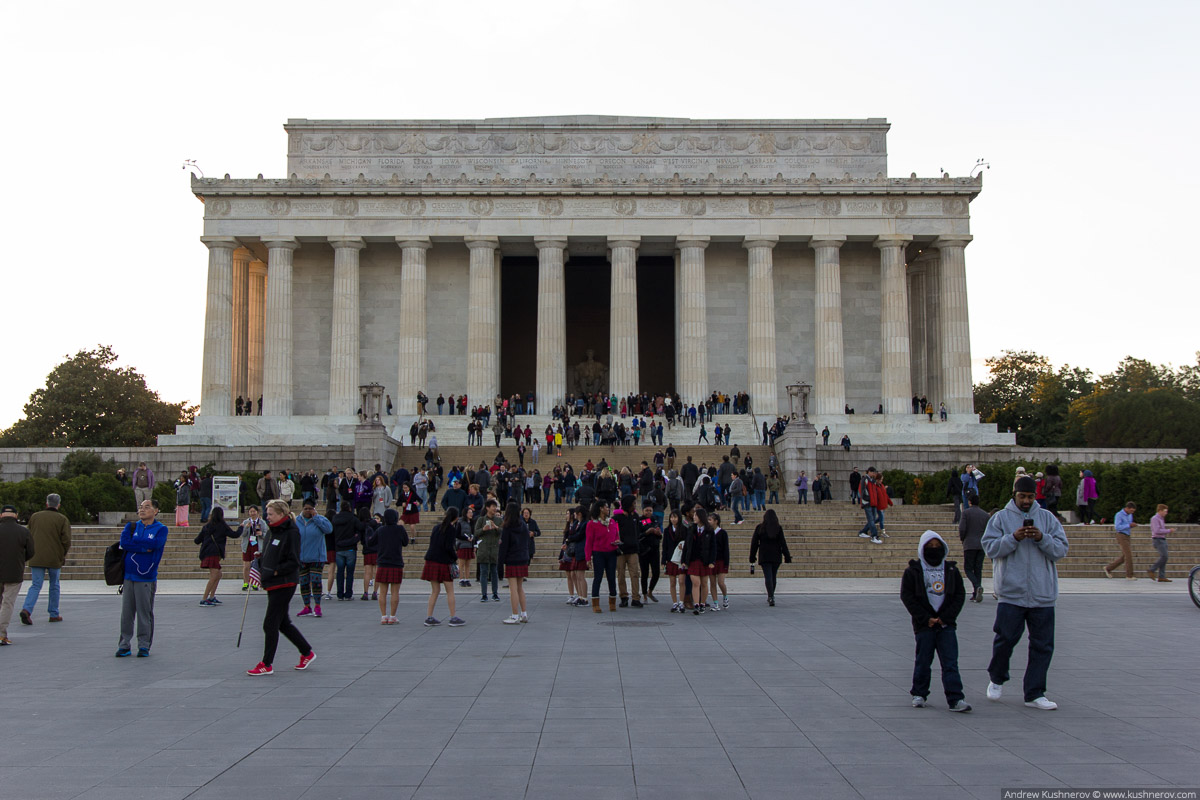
[900,531,970,712]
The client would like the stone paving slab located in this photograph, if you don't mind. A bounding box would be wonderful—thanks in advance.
[1,591,1198,799]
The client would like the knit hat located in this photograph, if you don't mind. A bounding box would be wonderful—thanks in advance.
[1014,475,1037,494]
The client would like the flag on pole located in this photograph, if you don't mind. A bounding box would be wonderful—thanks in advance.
[247,558,262,589]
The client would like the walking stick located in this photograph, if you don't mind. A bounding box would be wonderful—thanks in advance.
[236,585,251,648]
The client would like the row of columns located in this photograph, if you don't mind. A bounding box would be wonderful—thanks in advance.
[198,233,973,420]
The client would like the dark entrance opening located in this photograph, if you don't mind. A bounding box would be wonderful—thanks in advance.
[636,256,676,395]
[564,257,611,398]
[499,256,538,399]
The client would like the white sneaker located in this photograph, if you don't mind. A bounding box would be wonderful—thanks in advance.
[858,532,871,538]
[502,615,521,625]
[912,696,927,708]
[565,596,576,604]
[519,613,528,623]
[948,700,972,713]
[870,537,883,545]
[986,681,1003,701]
[1024,696,1058,710]
[722,597,729,608]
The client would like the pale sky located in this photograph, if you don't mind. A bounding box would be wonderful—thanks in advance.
[2,0,1196,428]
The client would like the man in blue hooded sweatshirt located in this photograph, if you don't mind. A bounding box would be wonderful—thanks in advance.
[901,530,970,712]
[117,499,168,658]
[982,474,1069,710]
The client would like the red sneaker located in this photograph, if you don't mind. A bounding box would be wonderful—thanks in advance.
[295,651,316,670]
[246,662,274,676]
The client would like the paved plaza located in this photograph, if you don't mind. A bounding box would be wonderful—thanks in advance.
[2,584,1198,800]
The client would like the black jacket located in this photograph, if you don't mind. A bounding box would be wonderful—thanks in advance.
[680,461,699,487]
[682,524,714,567]
[614,510,641,555]
[694,482,717,512]
[194,520,236,560]
[361,519,380,556]
[424,521,459,564]
[575,482,597,507]
[332,510,362,551]
[497,520,531,566]
[900,559,966,633]
[712,527,730,565]
[749,524,792,565]
[661,523,685,566]
[259,518,301,590]
[0,519,35,583]
[375,523,409,568]
[637,515,662,558]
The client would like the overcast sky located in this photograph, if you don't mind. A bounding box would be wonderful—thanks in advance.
[2,0,1196,428]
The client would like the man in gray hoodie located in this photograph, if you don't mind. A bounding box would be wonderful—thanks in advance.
[982,475,1069,710]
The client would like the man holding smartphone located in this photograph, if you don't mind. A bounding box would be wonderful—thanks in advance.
[981,475,1069,710]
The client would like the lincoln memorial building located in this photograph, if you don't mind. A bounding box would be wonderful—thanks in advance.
[162,116,1011,447]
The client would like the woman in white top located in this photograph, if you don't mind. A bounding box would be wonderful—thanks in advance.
[278,473,295,506]
[413,469,429,510]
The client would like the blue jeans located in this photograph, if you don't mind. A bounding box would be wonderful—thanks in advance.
[478,562,499,596]
[857,506,878,537]
[912,625,964,703]
[335,550,357,599]
[797,489,807,504]
[199,497,212,523]
[753,489,766,510]
[22,567,61,617]
[988,603,1055,702]
[769,490,779,505]
[731,495,744,524]
[876,508,886,529]
[591,551,618,598]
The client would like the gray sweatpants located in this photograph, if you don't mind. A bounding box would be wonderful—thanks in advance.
[119,580,157,651]
[1150,538,1169,579]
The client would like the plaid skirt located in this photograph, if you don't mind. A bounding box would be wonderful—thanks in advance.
[456,548,475,561]
[375,566,404,585]
[242,544,259,562]
[687,559,710,578]
[714,560,728,575]
[559,557,588,572]
[401,511,420,526]
[421,561,454,583]
[363,554,378,566]
[200,556,222,570]
[505,564,529,580]
[665,562,682,577]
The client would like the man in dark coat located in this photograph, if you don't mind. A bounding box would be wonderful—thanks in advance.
[0,505,36,645]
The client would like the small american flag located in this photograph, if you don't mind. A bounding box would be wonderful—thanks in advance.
[247,559,262,589]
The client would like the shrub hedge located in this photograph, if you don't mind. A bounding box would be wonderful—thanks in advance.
[0,474,136,523]
[892,455,1199,524]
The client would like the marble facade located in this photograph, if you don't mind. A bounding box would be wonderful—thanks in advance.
[162,116,1012,446]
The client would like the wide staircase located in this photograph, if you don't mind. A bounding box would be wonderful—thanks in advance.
[41,503,1200,583]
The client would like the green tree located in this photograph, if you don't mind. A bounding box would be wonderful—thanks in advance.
[0,345,196,448]
[58,449,121,479]
[973,350,1052,439]
[1083,389,1200,452]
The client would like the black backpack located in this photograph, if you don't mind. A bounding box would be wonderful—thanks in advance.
[104,541,125,586]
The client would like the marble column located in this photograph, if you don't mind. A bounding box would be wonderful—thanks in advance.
[199,236,239,417]
[936,235,974,414]
[261,237,299,417]
[745,236,779,417]
[810,236,847,416]
[231,248,251,407]
[247,259,267,413]
[676,236,709,405]
[907,264,927,401]
[875,234,914,415]
[607,237,641,399]
[396,237,432,416]
[465,236,500,407]
[534,237,568,412]
[328,237,365,417]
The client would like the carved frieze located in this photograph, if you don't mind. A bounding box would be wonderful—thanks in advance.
[538,198,564,216]
[468,198,494,216]
[207,198,231,216]
[748,198,774,216]
[267,199,291,216]
[332,198,358,217]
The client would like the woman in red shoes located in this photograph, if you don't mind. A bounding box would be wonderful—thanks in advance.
[247,500,315,676]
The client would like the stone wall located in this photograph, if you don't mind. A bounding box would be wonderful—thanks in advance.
[0,446,356,483]
[705,242,750,396]
[774,243,816,414]
[292,246,335,416]
[840,243,883,414]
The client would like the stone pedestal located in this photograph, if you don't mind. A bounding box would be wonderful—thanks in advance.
[199,236,239,417]
[328,237,365,417]
[608,237,641,398]
[534,237,568,412]
[936,236,974,414]
[811,237,847,416]
[875,235,913,415]
[745,236,779,417]
[262,238,299,416]
[465,237,500,407]
[396,237,432,416]
[776,421,818,493]
[677,236,709,405]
